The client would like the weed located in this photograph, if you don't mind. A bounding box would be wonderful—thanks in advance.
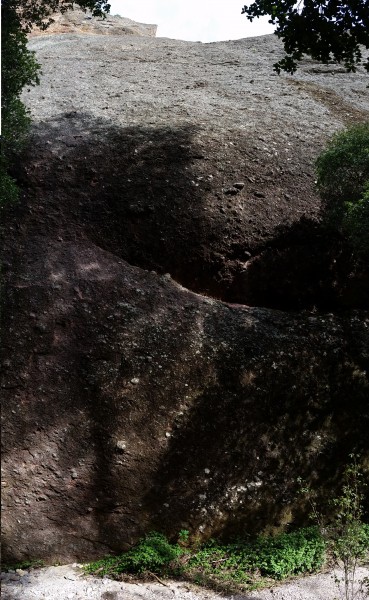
[178,530,190,546]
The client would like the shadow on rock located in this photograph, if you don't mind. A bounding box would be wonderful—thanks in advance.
[14,111,368,311]
[228,216,369,311]
[142,304,369,540]
[1,113,368,564]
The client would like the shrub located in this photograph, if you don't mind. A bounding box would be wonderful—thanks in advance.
[86,527,326,586]
[1,0,109,211]
[316,123,369,220]
[315,123,369,256]
[85,532,183,577]
[249,527,325,579]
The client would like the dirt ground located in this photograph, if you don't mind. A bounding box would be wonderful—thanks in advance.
[2,564,369,600]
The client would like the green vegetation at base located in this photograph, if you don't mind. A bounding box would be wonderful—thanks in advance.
[0,170,20,208]
[86,533,183,578]
[2,558,45,571]
[85,527,328,591]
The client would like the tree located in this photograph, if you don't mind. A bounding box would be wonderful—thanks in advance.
[0,0,110,208]
[241,0,369,74]
[1,0,39,206]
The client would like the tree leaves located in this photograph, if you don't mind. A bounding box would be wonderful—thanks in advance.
[1,0,111,32]
[242,0,369,73]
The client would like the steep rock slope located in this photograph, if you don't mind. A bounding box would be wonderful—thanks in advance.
[28,9,157,37]
[19,32,369,309]
[1,23,369,562]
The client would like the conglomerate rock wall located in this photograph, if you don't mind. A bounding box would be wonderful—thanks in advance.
[28,9,157,37]
[1,17,369,562]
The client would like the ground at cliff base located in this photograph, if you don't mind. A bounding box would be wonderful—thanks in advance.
[1,564,369,600]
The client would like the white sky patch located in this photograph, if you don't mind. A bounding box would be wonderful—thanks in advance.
[108,0,275,42]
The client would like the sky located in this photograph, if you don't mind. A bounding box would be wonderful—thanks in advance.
[108,0,275,43]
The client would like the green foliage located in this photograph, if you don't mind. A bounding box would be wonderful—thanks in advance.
[15,0,110,33]
[178,529,190,546]
[85,532,183,577]
[2,1,41,100]
[316,123,369,216]
[328,458,369,599]
[85,527,326,589]
[187,527,325,582]
[315,122,369,256]
[0,167,19,209]
[242,0,369,74]
[2,558,45,571]
[344,185,369,256]
[2,97,33,162]
[248,527,325,579]
[1,0,40,209]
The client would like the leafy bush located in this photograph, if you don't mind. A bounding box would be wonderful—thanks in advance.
[2,558,45,571]
[85,532,183,577]
[86,527,326,587]
[187,527,325,581]
[328,459,369,600]
[1,0,109,211]
[249,527,325,579]
[315,123,369,256]
[316,123,369,218]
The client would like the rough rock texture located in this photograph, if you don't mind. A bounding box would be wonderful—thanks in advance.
[29,9,157,38]
[1,20,369,563]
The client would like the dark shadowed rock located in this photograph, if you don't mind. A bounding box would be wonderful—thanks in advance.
[2,235,369,562]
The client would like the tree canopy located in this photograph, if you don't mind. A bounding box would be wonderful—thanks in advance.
[242,0,369,74]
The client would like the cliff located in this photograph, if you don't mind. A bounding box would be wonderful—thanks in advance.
[1,14,369,562]
[28,8,157,38]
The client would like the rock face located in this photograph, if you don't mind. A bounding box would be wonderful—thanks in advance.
[29,9,157,37]
[1,19,369,563]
